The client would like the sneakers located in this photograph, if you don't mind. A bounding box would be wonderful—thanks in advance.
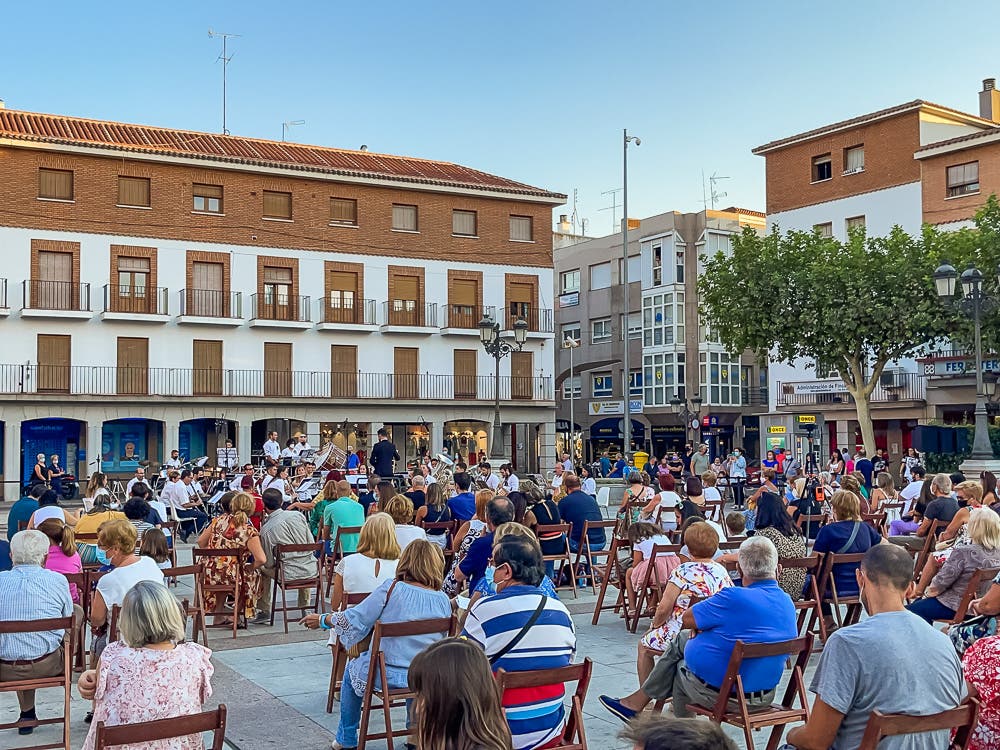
[331,742,357,750]
[250,612,271,625]
[598,694,637,723]
[18,709,36,735]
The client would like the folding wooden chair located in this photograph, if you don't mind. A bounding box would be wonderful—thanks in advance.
[62,571,89,671]
[419,520,457,567]
[324,525,362,600]
[629,543,683,634]
[796,514,827,547]
[94,704,227,750]
[192,548,244,639]
[780,554,828,646]
[719,540,744,552]
[495,658,593,750]
[269,542,324,633]
[358,615,457,750]
[326,591,368,712]
[592,535,631,626]
[861,511,887,536]
[161,563,210,646]
[913,520,950,585]
[536,523,577,598]
[816,551,866,628]
[703,499,725,524]
[160,521,179,570]
[857,698,979,750]
[75,532,102,571]
[572,520,616,594]
[685,634,813,750]
[936,566,1000,627]
[0,616,74,750]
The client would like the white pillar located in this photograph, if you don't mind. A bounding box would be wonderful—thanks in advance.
[428,420,446,459]
[537,418,556,475]
[87,422,103,479]
[3,421,20,500]
[237,422,253,466]
[307,421,321,449]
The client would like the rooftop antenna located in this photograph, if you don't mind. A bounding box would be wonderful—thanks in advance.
[579,217,589,236]
[701,171,730,210]
[600,187,623,232]
[570,188,579,235]
[282,119,305,142]
[208,29,241,135]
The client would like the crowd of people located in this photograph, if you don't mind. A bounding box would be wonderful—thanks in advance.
[4,448,1000,750]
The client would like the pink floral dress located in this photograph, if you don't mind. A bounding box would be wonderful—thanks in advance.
[82,641,214,750]
[963,634,1000,750]
[641,561,732,652]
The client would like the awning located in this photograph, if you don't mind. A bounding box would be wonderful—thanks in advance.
[651,424,685,440]
[589,418,645,441]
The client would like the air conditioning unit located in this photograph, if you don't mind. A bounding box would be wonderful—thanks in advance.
[880,368,906,388]
[842,167,865,176]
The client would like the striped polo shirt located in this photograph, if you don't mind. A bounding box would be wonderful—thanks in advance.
[462,584,576,750]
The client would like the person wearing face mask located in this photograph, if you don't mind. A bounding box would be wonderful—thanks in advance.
[784,544,966,750]
[728,448,747,508]
[461,534,576,750]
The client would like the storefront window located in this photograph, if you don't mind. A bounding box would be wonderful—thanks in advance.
[699,351,742,406]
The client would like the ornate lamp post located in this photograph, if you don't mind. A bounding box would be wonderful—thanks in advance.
[479,315,528,462]
[562,336,580,462]
[669,393,703,448]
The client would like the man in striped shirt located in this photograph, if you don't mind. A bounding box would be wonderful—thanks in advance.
[462,535,576,750]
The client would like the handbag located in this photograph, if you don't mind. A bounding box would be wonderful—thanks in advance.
[949,614,998,656]
[489,595,547,665]
[344,580,397,659]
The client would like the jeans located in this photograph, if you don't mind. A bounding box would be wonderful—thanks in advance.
[568,537,606,554]
[731,479,745,507]
[176,508,209,537]
[906,596,956,624]
[336,669,410,747]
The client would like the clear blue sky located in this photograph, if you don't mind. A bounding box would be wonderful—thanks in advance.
[3,0,998,235]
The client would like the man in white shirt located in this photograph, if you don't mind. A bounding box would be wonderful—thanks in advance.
[420,463,437,486]
[561,452,574,473]
[230,464,256,492]
[899,465,926,515]
[262,431,281,466]
[217,440,238,473]
[501,463,520,493]
[293,434,312,455]
[479,462,501,492]
[162,470,209,541]
[551,463,565,494]
[125,468,151,496]
[164,450,182,469]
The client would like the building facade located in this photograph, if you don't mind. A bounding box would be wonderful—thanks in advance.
[554,208,766,466]
[0,106,564,495]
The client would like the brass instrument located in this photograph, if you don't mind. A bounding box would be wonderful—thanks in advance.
[432,453,455,485]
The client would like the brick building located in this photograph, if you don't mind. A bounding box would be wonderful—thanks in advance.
[0,105,564,493]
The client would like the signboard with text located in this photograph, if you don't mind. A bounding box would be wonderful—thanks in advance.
[791,380,849,395]
[590,400,643,416]
[924,357,1000,377]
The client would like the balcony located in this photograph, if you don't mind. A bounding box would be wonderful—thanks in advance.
[0,364,554,402]
[503,308,554,338]
[178,289,243,326]
[441,305,495,335]
[380,302,438,334]
[249,293,312,329]
[22,280,92,319]
[101,285,170,322]
[0,279,8,317]
[776,373,926,407]
[740,386,770,407]
[316,298,378,332]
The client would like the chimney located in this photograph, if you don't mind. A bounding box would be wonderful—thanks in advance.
[0,99,5,109]
[980,78,1000,123]
[557,214,572,233]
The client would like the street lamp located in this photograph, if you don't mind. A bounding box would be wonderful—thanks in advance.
[621,129,641,464]
[480,315,528,462]
[562,336,580,462]
[934,260,1000,461]
[669,393,703,448]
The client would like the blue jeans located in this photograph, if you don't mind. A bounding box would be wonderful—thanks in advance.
[176,508,209,537]
[336,670,410,747]
[906,596,956,624]
[568,537,606,554]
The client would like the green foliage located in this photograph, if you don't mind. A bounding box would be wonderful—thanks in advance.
[922,425,1000,473]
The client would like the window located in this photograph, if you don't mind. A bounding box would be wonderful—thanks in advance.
[263,190,292,220]
[947,162,980,198]
[813,222,833,238]
[652,244,662,285]
[591,317,612,343]
[117,257,149,298]
[392,204,418,231]
[629,370,643,398]
[619,255,641,283]
[706,233,733,255]
[561,324,581,344]
[560,269,581,294]
[643,352,686,406]
[510,215,533,242]
[330,198,358,226]
[118,176,150,207]
[699,351,742,405]
[676,248,685,284]
[452,209,477,237]
[846,215,866,233]
[844,145,864,173]
[589,262,611,290]
[642,292,684,347]
[592,372,613,397]
[814,355,840,379]
[38,168,73,200]
[620,312,642,340]
[562,375,581,399]
[193,183,223,213]
[811,154,832,182]
[262,266,292,308]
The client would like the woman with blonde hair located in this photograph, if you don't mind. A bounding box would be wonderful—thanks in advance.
[84,472,112,510]
[445,488,494,595]
[329,512,401,611]
[307,480,339,537]
[383,494,427,551]
[915,481,984,589]
[869,471,899,514]
[910,506,1000,623]
[196,491,265,625]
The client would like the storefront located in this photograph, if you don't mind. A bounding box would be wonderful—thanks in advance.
[698,414,736,461]
[179,418,237,468]
[588,418,646,459]
[383,423,431,468]
[21,418,86,489]
[444,421,489,465]
[319,421,370,467]
[554,419,582,464]
[102,418,164,475]
[741,416,760,460]
[650,424,685,458]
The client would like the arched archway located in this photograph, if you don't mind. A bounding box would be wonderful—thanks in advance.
[101,418,164,475]
[21,417,87,495]
[444,420,489,466]
[180,418,238,467]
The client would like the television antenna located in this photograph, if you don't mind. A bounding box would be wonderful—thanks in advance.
[208,29,241,134]
[600,187,623,231]
[282,120,305,141]
[701,171,730,210]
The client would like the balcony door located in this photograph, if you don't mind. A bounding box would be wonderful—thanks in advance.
[37,334,71,393]
[511,351,533,400]
[115,256,151,313]
[193,339,223,396]
[508,282,534,329]
[190,261,224,317]
[454,349,477,399]
[394,347,418,399]
[262,266,293,321]
[116,337,149,395]
[450,279,478,329]
[391,275,420,326]
[37,250,73,310]
[331,345,358,398]
[264,342,292,397]
[327,270,359,323]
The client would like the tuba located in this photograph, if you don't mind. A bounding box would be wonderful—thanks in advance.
[432,453,455,485]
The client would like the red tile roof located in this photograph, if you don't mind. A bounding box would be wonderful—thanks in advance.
[0,108,565,201]
[719,206,766,218]
[914,126,1000,154]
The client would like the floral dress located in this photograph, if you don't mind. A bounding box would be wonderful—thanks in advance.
[82,641,213,750]
[201,514,262,618]
[755,526,808,600]
[963,634,1000,750]
[444,519,486,595]
[641,561,732,652]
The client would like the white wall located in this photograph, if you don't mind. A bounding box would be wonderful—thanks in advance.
[767,181,923,240]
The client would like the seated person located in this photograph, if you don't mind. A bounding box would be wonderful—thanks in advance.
[621,715,737,750]
[558,473,606,553]
[453,497,515,594]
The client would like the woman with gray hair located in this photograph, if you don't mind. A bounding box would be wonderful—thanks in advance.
[78,580,213,750]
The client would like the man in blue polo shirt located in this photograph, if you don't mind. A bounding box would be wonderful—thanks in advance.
[7,485,43,541]
[454,496,514,593]
[447,472,476,521]
[600,536,797,720]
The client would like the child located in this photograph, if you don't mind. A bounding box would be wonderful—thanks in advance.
[139,528,172,570]
[626,522,680,611]
[724,512,746,540]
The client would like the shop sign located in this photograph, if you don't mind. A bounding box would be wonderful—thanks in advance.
[589,400,624,416]
[701,415,720,427]
[791,380,848,395]
[558,292,579,308]
[797,415,817,424]
[924,357,1000,376]
[628,399,643,414]
[767,425,787,434]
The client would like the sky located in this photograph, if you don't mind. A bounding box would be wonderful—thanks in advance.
[3,0,999,237]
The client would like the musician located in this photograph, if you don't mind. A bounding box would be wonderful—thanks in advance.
[550,462,566,494]
[230,464,256,492]
[561,452,574,473]
[279,439,297,462]
[258,464,283,494]
[164,449,182,469]
[346,445,360,472]
[370,428,400,478]
[420,463,437,486]
[500,463,519,494]
[125,467,152,496]
[217,440,239,473]
[262,431,281,466]
[162,470,209,541]
[293,433,312,455]
[478,462,501,492]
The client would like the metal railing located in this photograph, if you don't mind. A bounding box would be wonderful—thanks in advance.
[0,278,7,308]
[740,386,769,407]
[503,307,554,333]
[441,305,495,330]
[249,293,311,323]
[382,301,438,327]
[179,289,243,319]
[23,280,91,311]
[776,373,926,407]
[103,285,169,315]
[317,298,377,325]
[0,364,554,401]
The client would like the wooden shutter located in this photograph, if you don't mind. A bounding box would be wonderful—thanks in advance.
[263,267,293,284]
[263,191,292,219]
[193,340,223,396]
[264,342,292,397]
[452,279,477,307]
[118,176,150,207]
[190,262,224,317]
[393,275,421,325]
[331,345,358,398]
[454,350,477,399]
[194,183,223,198]
[39,168,73,200]
[37,334,71,393]
[116,337,149,395]
[511,351,533,400]
[330,198,357,224]
[508,281,534,329]
[36,250,73,310]
[394,347,419,399]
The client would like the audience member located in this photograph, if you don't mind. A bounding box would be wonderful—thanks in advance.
[75,495,127,536]
[328,513,400,611]
[621,715,737,750]
[751,493,807,599]
[383,494,428,551]
[37,519,83,604]
[196,492,264,626]
[308,481,338,538]
[7,484,43,540]
[963,633,1000,750]
[455,497,515,594]
[626,522,679,611]
[414,482,452,549]
[139,528,172,570]
[898,464,927,515]
[322,479,365,554]
[256,488,316,623]
[444,489,494,595]
[559,473,606,553]
[404,475,427,512]
[448,472,477,521]
[27,489,79,529]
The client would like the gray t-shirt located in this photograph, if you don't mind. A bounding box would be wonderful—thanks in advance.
[811,610,966,750]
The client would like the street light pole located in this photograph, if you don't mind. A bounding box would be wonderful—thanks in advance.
[563,337,580,461]
[480,315,529,462]
[670,393,703,448]
[621,129,640,466]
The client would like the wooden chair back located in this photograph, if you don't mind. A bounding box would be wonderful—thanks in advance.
[780,554,828,645]
[861,511,887,535]
[161,563,209,645]
[192,548,245,639]
[857,699,978,750]
[270,542,325,633]
[703,499,724,523]
[419,520,457,548]
[943,566,1000,625]
[495,659,593,750]
[573,520,615,594]
[591,534,631,626]
[326,589,374,713]
[535,523,577,599]
[796,513,827,541]
[160,521,179,568]
[629,543,682,634]
[913,519,950,579]
[95,704,227,750]
[817,551,867,628]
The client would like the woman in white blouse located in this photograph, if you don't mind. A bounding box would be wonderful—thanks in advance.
[329,513,401,611]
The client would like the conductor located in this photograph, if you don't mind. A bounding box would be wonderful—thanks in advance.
[369,428,400,479]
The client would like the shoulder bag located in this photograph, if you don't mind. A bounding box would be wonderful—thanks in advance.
[489,594,547,665]
[835,521,862,554]
[345,580,398,659]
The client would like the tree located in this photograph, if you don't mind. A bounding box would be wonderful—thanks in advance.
[698,223,951,454]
